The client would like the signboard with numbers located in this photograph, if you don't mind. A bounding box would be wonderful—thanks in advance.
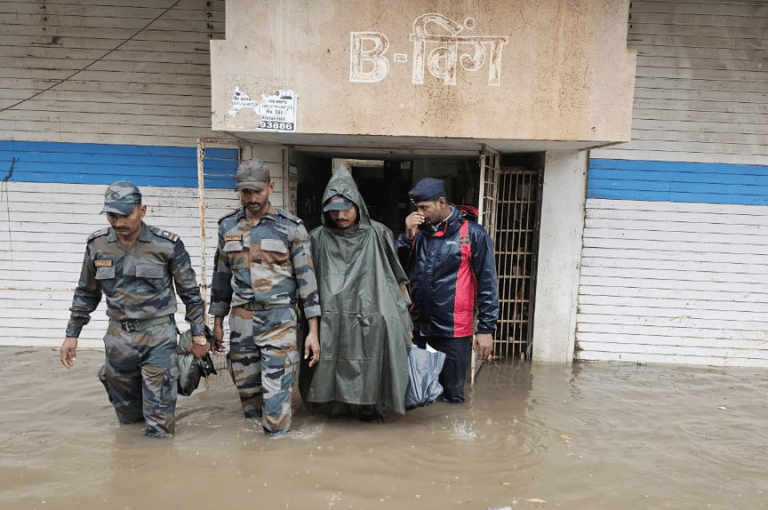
[257,90,297,132]
[228,87,297,132]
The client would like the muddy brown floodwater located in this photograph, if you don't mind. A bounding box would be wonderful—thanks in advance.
[1,346,766,510]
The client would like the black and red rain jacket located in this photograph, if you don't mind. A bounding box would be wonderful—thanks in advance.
[396,206,499,339]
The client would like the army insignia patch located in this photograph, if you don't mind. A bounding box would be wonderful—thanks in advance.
[94,259,113,267]
[225,235,243,242]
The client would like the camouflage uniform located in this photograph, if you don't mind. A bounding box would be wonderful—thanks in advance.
[66,223,206,437]
[209,205,320,433]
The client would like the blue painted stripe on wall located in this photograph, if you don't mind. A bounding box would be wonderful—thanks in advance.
[0,141,239,189]
[588,159,768,205]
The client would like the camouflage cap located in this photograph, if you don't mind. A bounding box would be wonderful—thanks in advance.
[101,181,142,215]
[323,194,354,212]
[235,159,271,191]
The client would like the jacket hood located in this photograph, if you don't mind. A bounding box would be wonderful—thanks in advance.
[320,164,371,228]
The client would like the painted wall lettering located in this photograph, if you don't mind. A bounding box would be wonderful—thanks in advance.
[350,32,390,83]
[350,13,508,86]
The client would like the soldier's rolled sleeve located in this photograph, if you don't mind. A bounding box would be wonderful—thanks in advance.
[66,248,103,338]
[170,239,206,336]
[208,233,233,317]
[291,225,321,319]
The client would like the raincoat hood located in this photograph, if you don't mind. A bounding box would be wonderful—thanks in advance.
[320,164,370,229]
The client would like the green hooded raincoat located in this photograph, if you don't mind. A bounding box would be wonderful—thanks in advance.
[306,166,413,414]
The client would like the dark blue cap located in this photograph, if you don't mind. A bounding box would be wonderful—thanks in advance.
[409,177,446,202]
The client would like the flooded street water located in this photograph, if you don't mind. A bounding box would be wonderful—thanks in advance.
[1,346,766,510]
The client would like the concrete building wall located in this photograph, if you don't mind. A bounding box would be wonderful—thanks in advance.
[211,0,636,148]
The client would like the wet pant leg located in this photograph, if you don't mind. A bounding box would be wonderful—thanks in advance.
[140,323,178,437]
[228,306,298,433]
[102,321,178,437]
[100,354,144,425]
[259,315,298,433]
[414,335,472,403]
[228,308,264,419]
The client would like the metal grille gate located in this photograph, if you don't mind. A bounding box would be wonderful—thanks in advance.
[472,149,500,382]
[493,167,542,359]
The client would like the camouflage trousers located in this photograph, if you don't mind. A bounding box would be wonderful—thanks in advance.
[227,305,299,433]
[98,320,178,437]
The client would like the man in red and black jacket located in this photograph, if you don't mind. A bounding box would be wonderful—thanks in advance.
[396,177,499,403]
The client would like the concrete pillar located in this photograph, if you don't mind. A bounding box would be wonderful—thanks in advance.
[531,150,587,363]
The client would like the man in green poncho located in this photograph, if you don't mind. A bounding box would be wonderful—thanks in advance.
[305,164,412,421]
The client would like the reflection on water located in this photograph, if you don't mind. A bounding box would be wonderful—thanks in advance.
[1,346,767,510]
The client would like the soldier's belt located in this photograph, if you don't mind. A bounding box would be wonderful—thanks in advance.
[110,315,174,333]
[238,302,293,311]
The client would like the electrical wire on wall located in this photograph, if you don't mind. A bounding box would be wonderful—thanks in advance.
[0,0,183,114]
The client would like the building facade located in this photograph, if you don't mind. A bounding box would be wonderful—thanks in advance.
[209,0,637,364]
[1,0,766,368]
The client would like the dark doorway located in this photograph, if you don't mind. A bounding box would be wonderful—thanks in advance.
[294,152,543,360]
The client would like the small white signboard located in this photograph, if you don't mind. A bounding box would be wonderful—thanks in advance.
[228,87,298,132]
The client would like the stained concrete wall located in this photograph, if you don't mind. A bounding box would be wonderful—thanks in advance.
[211,0,636,146]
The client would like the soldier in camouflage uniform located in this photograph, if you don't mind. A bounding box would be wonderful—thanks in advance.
[209,159,321,434]
[60,181,208,438]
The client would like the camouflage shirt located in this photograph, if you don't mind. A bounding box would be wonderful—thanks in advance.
[65,223,206,338]
[208,205,320,319]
